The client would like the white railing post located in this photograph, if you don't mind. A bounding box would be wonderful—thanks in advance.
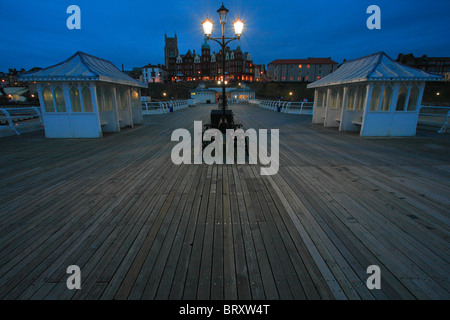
[8,109,21,135]
[418,105,450,133]
[31,106,43,124]
[438,110,450,133]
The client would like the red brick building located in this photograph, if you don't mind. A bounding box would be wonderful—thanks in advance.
[396,53,450,81]
[165,34,254,82]
[267,58,338,82]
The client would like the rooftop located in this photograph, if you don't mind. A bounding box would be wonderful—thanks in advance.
[19,51,146,88]
[269,58,338,65]
[308,51,444,88]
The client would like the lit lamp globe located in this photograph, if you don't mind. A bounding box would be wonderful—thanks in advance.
[202,17,213,38]
[233,17,244,39]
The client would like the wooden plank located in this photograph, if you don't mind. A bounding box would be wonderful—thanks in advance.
[0,104,448,300]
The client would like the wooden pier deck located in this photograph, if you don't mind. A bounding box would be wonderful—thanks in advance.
[0,104,449,300]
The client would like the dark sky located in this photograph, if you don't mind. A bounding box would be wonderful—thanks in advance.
[1,0,450,71]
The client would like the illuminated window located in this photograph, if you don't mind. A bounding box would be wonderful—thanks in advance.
[396,86,407,111]
[322,90,328,107]
[407,86,419,111]
[336,88,342,109]
[131,90,140,109]
[298,64,302,68]
[103,86,114,111]
[70,86,82,112]
[82,86,93,112]
[329,89,337,109]
[307,64,310,68]
[345,87,355,110]
[355,86,365,110]
[370,86,381,111]
[118,88,128,110]
[43,87,54,112]
[381,86,392,111]
[317,89,324,106]
[54,87,66,112]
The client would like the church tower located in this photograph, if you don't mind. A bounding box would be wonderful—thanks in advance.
[164,33,179,78]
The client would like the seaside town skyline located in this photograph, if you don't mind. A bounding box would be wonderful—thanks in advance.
[1,0,450,71]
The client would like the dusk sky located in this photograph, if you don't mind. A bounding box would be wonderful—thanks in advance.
[1,0,450,71]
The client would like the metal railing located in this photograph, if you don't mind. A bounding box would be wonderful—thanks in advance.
[418,106,450,133]
[142,100,189,115]
[228,99,249,104]
[0,106,43,135]
[142,102,167,114]
[283,101,314,115]
[259,100,314,115]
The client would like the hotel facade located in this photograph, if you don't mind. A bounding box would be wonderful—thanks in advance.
[267,58,338,82]
[164,33,254,82]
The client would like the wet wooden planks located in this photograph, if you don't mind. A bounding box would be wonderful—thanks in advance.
[0,104,449,300]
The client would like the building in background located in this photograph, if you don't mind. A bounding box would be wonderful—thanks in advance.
[124,67,143,82]
[229,83,256,101]
[142,64,167,83]
[190,83,216,104]
[165,34,254,82]
[164,33,179,79]
[396,53,450,81]
[0,68,29,87]
[267,58,338,82]
[254,64,266,82]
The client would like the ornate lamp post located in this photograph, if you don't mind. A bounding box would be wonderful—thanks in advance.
[202,3,244,132]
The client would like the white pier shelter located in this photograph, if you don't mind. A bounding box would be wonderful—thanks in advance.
[307,52,443,136]
[19,51,147,138]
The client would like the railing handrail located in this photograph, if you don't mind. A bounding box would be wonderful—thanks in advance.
[419,105,450,110]
[142,99,189,115]
[0,106,43,135]
[418,105,450,133]
[258,100,314,115]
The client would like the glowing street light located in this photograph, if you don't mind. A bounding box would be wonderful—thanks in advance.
[233,17,244,39]
[202,3,245,133]
[202,16,213,37]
